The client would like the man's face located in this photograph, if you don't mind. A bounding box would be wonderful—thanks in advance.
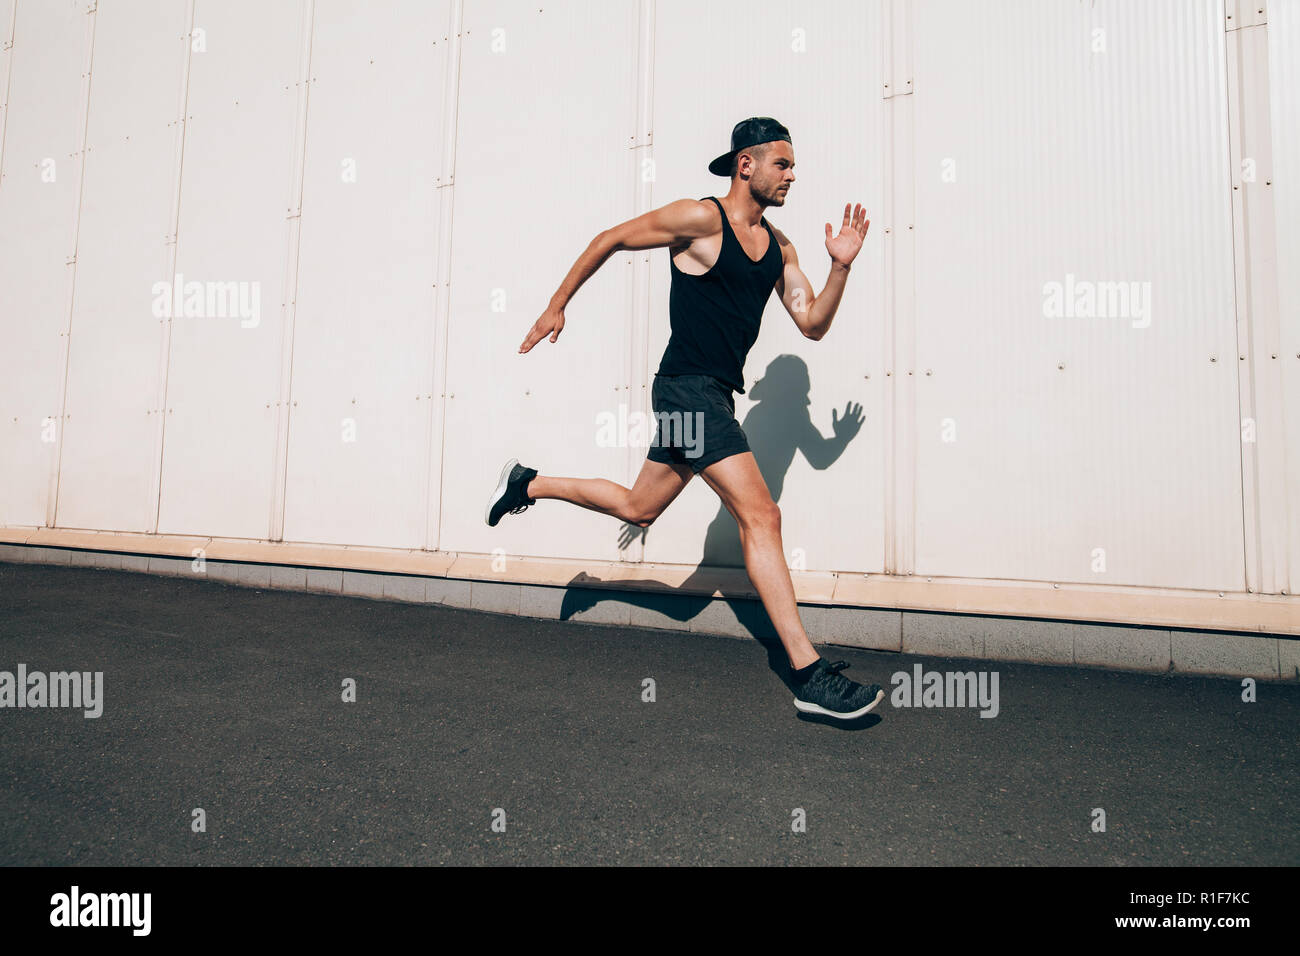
[743,140,796,207]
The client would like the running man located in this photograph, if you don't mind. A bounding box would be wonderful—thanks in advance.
[486,117,883,721]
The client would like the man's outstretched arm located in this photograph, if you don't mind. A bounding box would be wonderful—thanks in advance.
[518,199,718,353]
[772,202,870,341]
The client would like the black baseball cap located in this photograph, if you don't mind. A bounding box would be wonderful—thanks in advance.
[708,117,792,177]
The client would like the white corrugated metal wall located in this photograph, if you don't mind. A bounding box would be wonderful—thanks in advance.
[0,1,1295,612]
[912,0,1242,591]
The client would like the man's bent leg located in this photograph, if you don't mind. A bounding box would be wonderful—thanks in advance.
[528,457,694,526]
[696,452,820,671]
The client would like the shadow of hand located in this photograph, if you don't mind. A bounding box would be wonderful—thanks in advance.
[617,521,647,551]
[831,401,866,441]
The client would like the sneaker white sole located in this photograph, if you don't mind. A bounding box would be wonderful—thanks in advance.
[485,457,519,526]
[793,687,885,720]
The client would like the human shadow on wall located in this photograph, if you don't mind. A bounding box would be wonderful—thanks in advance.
[559,354,866,689]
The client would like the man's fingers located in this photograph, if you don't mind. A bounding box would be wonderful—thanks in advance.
[520,314,564,352]
[830,203,872,239]
[519,323,545,353]
[851,202,869,238]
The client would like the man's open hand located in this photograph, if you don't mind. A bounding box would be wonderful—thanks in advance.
[825,203,870,268]
[519,304,566,353]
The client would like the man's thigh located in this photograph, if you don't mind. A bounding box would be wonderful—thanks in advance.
[697,451,777,527]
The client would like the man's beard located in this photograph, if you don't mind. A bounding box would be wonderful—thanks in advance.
[752,181,785,207]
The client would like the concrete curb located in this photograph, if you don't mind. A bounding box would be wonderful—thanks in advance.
[1,545,1294,682]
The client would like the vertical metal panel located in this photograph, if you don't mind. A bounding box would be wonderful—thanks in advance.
[0,0,14,149]
[618,0,655,567]
[156,0,304,539]
[646,0,887,574]
[268,0,315,543]
[1268,0,1300,595]
[0,0,88,527]
[1227,6,1287,595]
[282,0,448,548]
[438,0,639,561]
[145,0,194,535]
[911,0,1244,591]
[54,0,188,532]
[881,0,917,577]
[421,0,460,551]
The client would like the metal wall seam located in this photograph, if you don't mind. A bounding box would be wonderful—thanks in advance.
[880,0,895,575]
[893,96,917,577]
[1267,0,1300,598]
[0,0,16,178]
[1239,16,1289,595]
[1225,10,1287,594]
[1225,16,1257,594]
[47,1,98,529]
[425,0,464,553]
[625,0,655,565]
[881,0,914,576]
[268,0,315,543]
[145,0,197,534]
[892,0,916,577]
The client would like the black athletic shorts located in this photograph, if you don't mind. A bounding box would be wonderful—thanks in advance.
[646,373,751,474]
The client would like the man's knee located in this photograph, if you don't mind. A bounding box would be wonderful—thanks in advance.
[740,499,780,532]
[625,502,662,527]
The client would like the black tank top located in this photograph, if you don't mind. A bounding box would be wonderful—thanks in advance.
[655,196,783,394]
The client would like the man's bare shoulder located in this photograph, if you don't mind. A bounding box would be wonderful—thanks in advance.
[607,197,720,252]
[662,197,722,238]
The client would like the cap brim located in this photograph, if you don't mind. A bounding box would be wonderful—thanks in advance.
[707,151,734,176]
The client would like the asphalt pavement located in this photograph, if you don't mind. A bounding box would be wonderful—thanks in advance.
[1,561,1295,865]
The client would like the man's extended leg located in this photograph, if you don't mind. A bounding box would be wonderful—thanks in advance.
[527,457,694,527]
[696,450,884,719]
[694,452,820,670]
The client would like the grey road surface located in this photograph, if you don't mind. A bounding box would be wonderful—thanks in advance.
[1,562,1294,866]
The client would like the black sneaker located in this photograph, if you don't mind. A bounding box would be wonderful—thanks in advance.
[485,458,539,527]
[792,659,884,720]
